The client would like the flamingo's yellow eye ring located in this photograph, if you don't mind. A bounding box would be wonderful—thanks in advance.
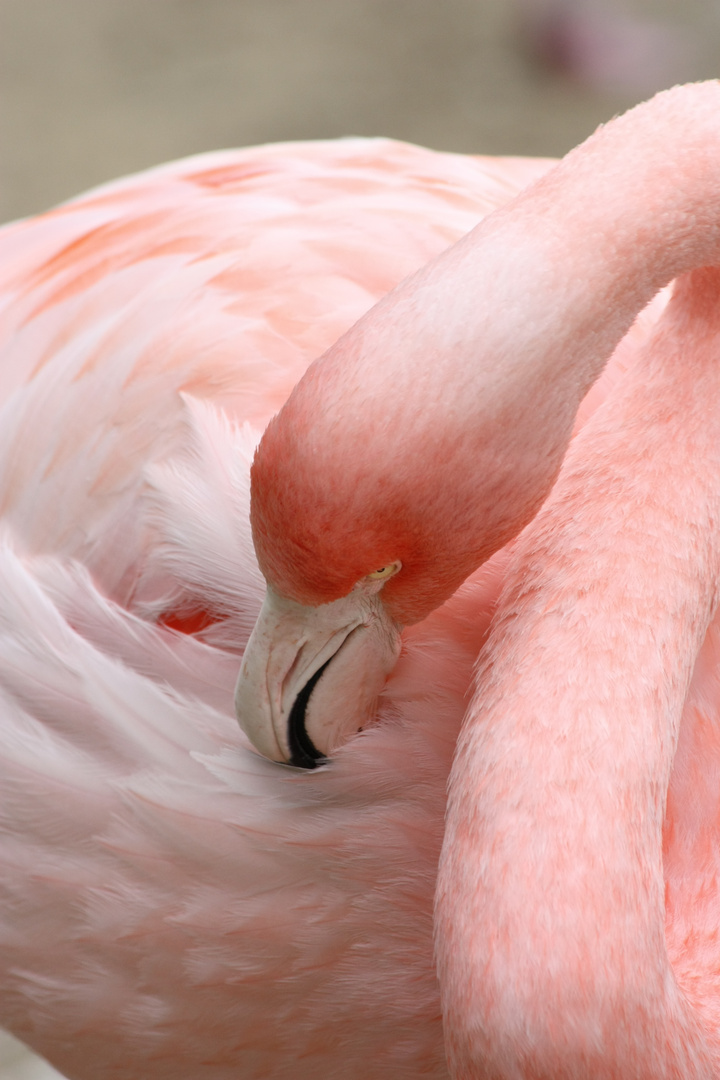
[366,561,402,582]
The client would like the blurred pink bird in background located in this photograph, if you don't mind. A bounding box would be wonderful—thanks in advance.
[517,0,707,95]
[1,81,720,1079]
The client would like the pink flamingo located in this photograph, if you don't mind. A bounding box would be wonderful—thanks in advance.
[0,81,718,1078]
[0,137,548,1079]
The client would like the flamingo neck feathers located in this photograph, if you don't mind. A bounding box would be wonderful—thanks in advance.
[251,83,720,626]
[436,267,720,1078]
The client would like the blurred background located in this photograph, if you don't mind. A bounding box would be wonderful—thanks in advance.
[3,0,719,225]
[0,0,718,1075]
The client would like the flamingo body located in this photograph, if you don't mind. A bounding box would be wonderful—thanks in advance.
[0,141,549,1078]
[0,140,545,601]
[3,84,720,1080]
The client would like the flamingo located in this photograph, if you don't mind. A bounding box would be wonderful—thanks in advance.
[0,136,550,1079]
[0,81,719,1079]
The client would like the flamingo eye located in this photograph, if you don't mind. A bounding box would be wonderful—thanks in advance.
[366,561,401,581]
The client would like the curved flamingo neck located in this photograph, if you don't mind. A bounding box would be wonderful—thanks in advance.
[252,83,720,623]
[436,268,720,1078]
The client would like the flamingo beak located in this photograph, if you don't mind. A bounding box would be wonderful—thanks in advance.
[235,586,402,767]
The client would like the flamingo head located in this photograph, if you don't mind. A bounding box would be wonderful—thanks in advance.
[234,309,544,767]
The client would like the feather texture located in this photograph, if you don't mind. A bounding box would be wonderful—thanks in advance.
[0,140,549,1078]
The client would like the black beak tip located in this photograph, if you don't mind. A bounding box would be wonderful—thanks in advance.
[287,658,332,770]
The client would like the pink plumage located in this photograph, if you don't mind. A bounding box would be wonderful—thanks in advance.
[3,83,720,1080]
[0,140,549,1078]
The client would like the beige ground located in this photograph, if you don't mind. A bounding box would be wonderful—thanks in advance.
[0,1,717,1077]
